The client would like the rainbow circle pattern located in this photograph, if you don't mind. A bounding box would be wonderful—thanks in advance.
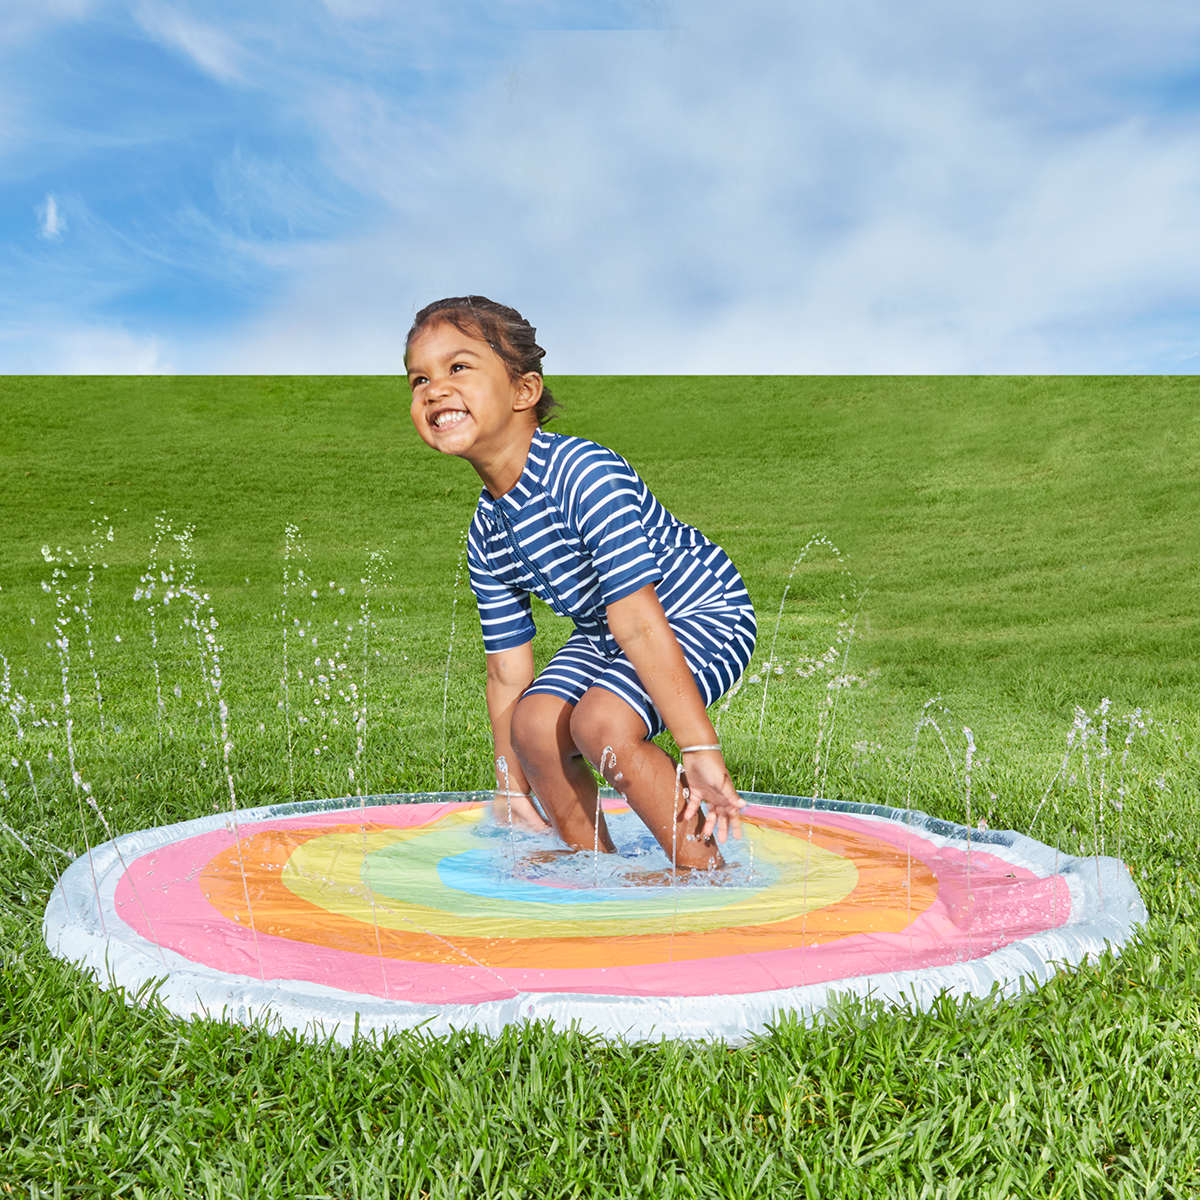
[44,793,1146,1042]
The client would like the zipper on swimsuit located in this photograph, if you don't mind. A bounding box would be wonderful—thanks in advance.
[493,504,564,610]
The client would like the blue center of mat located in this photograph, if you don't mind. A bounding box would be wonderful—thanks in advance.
[436,844,778,906]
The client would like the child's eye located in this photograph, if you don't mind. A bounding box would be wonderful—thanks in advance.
[450,362,468,373]
[410,375,427,387]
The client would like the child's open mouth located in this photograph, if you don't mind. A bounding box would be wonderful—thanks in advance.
[431,409,469,430]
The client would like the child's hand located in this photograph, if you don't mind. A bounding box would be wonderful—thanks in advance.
[679,751,746,843]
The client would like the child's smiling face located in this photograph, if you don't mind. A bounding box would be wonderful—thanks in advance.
[407,319,540,465]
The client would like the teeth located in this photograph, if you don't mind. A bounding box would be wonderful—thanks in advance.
[432,410,467,429]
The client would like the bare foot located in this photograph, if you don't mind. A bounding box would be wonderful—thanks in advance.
[491,793,552,833]
[512,847,592,881]
[631,860,724,886]
[522,848,581,865]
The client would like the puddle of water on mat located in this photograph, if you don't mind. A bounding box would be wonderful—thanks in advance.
[473,804,760,893]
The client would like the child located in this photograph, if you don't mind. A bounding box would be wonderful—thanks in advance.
[406,296,757,870]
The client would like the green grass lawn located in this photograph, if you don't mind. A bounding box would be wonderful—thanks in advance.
[1,375,1198,1198]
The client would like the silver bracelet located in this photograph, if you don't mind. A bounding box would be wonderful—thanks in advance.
[494,789,534,798]
[679,743,722,754]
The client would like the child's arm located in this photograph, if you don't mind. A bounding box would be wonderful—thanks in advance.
[606,584,746,842]
[484,643,546,827]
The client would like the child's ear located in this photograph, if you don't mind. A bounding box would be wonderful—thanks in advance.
[512,371,543,413]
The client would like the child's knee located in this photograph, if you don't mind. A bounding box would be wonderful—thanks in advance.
[569,691,642,772]
[510,692,570,768]
[509,695,543,764]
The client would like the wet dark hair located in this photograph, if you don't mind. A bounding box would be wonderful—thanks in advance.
[405,295,560,425]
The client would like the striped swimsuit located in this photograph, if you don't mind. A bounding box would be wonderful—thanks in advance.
[467,429,757,736]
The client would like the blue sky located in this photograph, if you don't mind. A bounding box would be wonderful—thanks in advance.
[3,0,1200,372]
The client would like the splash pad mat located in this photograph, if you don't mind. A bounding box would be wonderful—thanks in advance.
[44,792,1146,1043]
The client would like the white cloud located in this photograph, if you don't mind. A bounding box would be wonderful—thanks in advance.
[198,2,1200,373]
[133,2,246,84]
[6,0,1200,372]
[211,146,354,240]
[0,322,173,373]
[36,193,67,240]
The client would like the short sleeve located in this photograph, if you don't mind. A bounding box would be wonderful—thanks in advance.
[467,520,536,652]
[565,449,663,605]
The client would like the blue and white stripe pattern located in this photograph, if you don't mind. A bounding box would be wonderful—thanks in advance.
[467,429,756,734]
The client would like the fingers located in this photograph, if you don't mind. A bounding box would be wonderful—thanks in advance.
[694,791,725,839]
[679,764,747,846]
[720,806,739,844]
[708,809,742,844]
[696,790,745,844]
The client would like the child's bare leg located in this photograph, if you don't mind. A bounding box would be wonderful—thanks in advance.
[569,687,722,871]
[510,692,617,852]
